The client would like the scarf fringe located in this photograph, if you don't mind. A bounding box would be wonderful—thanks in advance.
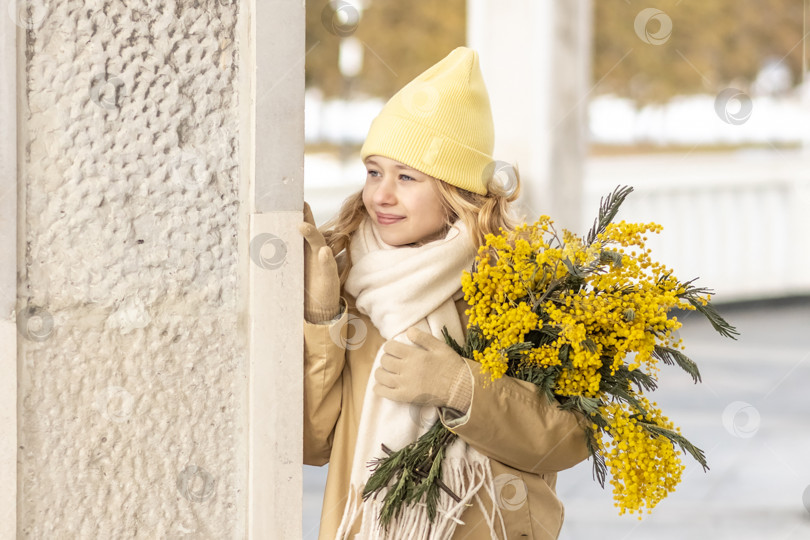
[335,440,507,540]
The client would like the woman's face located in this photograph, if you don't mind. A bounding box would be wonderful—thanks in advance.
[362,155,448,246]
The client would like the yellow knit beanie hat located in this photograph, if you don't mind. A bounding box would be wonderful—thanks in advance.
[359,46,494,195]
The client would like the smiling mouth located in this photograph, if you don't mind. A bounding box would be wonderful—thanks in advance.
[376,213,405,225]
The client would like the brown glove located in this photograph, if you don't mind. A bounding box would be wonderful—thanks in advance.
[299,202,341,323]
[373,327,473,414]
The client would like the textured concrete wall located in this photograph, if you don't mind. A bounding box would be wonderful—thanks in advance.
[2,1,19,536]
[16,1,247,537]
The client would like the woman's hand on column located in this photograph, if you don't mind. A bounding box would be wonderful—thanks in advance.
[299,202,341,322]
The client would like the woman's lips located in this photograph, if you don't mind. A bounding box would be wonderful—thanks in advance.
[376,213,405,225]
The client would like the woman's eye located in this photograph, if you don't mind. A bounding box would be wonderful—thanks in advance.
[365,170,415,181]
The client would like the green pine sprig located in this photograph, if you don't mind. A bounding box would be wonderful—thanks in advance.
[653,345,702,384]
[363,420,459,529]
[586,185,635,245]
[637,420,710,472]
[677,281,740,339]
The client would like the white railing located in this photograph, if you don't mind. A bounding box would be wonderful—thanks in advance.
[583,149,810,302]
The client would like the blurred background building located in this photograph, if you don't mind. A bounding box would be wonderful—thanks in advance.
[303,1,810,539]
[304,0,810,303]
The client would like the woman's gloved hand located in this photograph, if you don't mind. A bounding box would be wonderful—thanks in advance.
[299,202,341,323]
[373,327,473,414]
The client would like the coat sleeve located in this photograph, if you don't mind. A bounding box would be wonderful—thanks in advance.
[439,358,591,474]
[302,302,349,466]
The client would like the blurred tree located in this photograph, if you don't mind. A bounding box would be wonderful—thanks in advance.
[306,0,806,103]
[306,0,467,99]
[593,0,806,102]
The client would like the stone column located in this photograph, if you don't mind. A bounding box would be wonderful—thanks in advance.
[468,0,593,232]
[1,4,19,538]
[9,0,305,536]
[250,0,305,537]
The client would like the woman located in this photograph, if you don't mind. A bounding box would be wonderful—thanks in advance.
[300,47,590,539]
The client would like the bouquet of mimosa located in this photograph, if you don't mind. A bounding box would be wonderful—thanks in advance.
[363,186,738,525]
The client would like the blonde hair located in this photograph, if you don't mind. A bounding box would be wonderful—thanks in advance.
[321,165,522,284]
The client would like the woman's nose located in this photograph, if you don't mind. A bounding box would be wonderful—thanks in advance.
[373,177,396,205]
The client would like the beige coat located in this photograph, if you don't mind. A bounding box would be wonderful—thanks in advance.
[303,293,591,539]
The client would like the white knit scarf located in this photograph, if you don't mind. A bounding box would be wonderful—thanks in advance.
[335,217,505,539]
